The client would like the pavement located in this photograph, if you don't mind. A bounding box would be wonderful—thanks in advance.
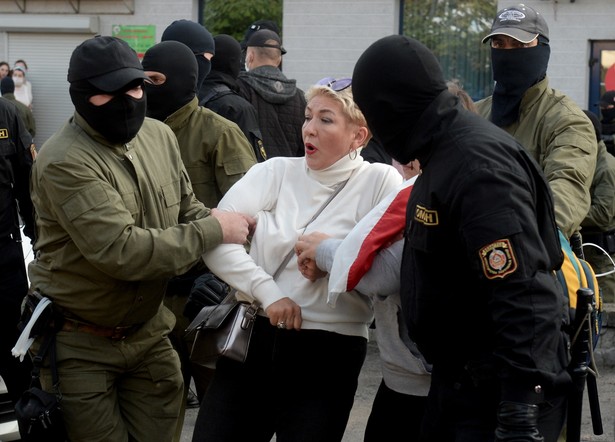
[180,338,615,442]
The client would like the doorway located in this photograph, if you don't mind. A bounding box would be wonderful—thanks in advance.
[589,40,615,118]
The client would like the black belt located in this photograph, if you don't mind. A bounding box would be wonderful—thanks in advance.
[60,319,142,341]
[583,231,615,254]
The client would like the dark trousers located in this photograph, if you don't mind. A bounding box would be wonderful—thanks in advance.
[419,368,566,442]
[364,379,427,442]
[0,236,33,405]
[193,315,367,442]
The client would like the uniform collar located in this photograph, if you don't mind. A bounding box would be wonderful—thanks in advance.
[164,96,198,131]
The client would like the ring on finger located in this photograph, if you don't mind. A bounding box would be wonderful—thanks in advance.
[277,321,286,329]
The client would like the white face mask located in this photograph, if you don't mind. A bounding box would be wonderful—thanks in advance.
[12,76,23,87]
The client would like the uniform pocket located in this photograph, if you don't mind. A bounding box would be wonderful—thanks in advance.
[0,136,15,156]
[47,371,107,394]
[161,181,180,208]
[119,190,138,217]
[463,209,522,252]
[62,183,109,221]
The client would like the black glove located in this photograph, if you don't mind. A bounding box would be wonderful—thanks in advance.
[495,401,544,442]
[183,272,230,321]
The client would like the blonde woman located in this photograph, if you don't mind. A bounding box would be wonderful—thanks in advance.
[193,77,402,441]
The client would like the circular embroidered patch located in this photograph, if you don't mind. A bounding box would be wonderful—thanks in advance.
[479,239,518,279]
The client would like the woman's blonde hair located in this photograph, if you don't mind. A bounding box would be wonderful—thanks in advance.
[305,84,369,130]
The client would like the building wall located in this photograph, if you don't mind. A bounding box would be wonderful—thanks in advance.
[0,0,198,147]
[282,0,400,92]
[498,0,615,109]
[283,0,615,109]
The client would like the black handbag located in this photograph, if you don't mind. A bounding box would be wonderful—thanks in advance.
[15,329,67,441]
[185,293,260,369]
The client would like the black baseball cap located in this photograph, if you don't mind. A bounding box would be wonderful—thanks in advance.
[241,20,280,49]
[482,4,549,44]
[246,29,286,55]
[67,35,147,92]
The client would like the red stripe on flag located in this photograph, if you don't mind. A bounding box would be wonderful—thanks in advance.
[346,185,413,290]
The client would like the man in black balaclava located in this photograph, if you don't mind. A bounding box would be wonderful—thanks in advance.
[353,34,570,442]
[141,40,255,209]
[475,3,596,241]
[599,90,615,156]
[142,40,257,437]
[27,34,255,441]
[142,40,197,122]
[67,36,147,145]
[161,19,215,102]
[200,34,267,161]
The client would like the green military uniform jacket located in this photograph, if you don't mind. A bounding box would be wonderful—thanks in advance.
[476,77,597,238]
[29,113,224,327]
[164,97,257,208]
[582,141,615,231]
[581,140,615,302]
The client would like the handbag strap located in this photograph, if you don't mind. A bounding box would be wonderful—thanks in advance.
[30,331,60,392]
[272,176,351,281]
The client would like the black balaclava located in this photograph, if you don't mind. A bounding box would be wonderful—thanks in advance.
[67,36,148,145]
[600,91,615,122]
[142,41,198,121]
[353,35,447,164]
[490,43,550,127]
[583,110,602,142]
[161,20,215,93]
[212,34,241,80]
[70,78,146,145]
[603,107,615,123]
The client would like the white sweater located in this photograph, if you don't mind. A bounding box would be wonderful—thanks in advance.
[203,153,402,338]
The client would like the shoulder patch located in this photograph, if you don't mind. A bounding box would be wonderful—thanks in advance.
[479,239,517,279]
[0,128,8,139]
[414,204,439,226]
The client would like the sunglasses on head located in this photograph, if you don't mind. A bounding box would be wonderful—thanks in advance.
[316,77,352,92]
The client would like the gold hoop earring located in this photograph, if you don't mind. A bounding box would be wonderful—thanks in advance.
[349,148,358,160]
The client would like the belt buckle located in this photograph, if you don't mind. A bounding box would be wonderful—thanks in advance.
[110,325,133,341]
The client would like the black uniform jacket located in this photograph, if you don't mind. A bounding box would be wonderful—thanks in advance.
[400,90,570,404]
[0,98,33,241]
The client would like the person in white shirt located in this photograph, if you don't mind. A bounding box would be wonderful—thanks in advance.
[11,66,32,109]
[192,77,402,441]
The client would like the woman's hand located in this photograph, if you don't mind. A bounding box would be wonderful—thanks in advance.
[295,232,330,282]
[266,297,302,330]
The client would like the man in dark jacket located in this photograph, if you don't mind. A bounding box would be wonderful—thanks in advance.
[0,94,34,416]
[1,77,35,138]
[353,35,570,442]
[238,29,306,158]
[200,34,267,162]
[239,19,281,72]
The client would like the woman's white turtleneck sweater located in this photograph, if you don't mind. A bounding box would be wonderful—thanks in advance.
[203,153,402,338]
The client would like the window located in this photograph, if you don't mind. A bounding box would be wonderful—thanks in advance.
[401,0,495,101]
